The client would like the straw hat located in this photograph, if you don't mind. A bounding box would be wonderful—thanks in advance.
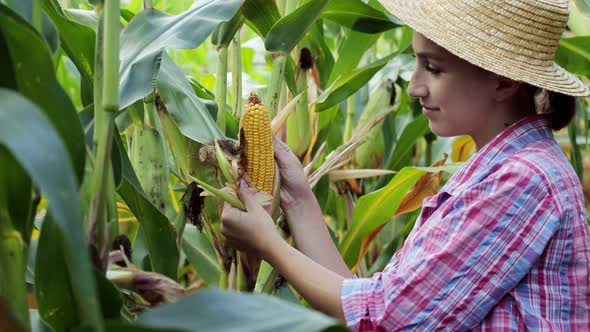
[377,0,590,97]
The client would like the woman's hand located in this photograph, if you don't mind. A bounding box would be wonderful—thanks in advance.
[221,179,282,256]
[272,136,316,216]
[272,136,353,278]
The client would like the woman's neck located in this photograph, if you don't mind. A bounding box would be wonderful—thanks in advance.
[472,92,536,150]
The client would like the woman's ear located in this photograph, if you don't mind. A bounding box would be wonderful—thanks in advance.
[494,75,522,102]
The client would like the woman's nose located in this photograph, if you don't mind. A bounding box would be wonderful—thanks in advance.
[407,74,428,98]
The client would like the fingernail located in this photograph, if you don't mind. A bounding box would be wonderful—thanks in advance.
[239,178,247,189]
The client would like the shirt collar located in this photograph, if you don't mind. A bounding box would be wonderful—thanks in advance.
[441,114,553,194]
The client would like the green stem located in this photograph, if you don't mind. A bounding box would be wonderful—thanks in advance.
[231,35,242,118]
[93,8,105,151]
[569,118,584,181]
[236,255,248,291]
[0,206,29,330]
[266,54,287,118]
[89,0,118,260]
[187,175,244,210]
[216,47,228,133]
[90,5,105,257]
[343,95,355,142]
[425,140,433,167]
[106,168,118,241]
[32,0,42,33]
[172,203,187,250]
[102,0,120,112]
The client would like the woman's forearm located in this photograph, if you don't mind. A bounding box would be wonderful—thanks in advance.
[284,191,353,278]
[264,233,346,320]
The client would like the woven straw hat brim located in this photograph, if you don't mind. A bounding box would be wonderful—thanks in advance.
[379,0,590,97]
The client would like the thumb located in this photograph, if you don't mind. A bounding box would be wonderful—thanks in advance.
[273,135,299,169]
[238,179,262,212]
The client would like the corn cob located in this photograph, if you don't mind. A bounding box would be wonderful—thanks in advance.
[286,48,313,158]
[352,80,395,169]
[130,123,169,213]
[240,93,275,194]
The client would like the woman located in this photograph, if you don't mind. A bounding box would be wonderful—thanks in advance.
[221,0,590,330]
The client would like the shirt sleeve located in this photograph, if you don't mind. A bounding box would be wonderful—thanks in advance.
[340,162,561,331]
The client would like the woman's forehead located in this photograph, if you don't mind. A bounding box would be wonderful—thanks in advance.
[412,32,452,61]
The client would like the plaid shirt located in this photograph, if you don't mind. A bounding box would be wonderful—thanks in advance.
[341,115,590,331]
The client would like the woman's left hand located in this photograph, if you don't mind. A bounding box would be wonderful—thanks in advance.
[221,179,282,256]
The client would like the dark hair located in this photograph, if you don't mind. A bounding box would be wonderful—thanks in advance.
[529,86,577,131]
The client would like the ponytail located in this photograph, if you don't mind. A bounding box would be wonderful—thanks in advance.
[528,86,577,131]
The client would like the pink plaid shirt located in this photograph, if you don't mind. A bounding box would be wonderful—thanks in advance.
[341,115,590,331]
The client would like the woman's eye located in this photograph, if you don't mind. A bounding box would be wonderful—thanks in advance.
[425,64,440,74]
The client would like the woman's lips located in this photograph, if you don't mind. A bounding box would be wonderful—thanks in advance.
[422,106,440,114]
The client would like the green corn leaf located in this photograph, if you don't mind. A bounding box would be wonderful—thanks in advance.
[3,0,59,52]
[240,0,281,38]
[43,0,96,90]
[0,3,86,182]
[119,0,243,109]
[211,12,244,47]
[556,36,590,76]
[138,289,348,332]
[322,0,401,34]
[0,89,102,331]
[328,31,379,84]
[315,52,400,112]
[377,115,430,188]
[338,167,426,268]
[156,52,226,144]
[114,131,180,280]
[574,0,590,17]
[182,226,223,287]
[265,0,329,53]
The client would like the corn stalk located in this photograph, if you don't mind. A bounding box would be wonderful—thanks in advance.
[88,0,120,271]
[231,34,242,118]
[215,46,228,133]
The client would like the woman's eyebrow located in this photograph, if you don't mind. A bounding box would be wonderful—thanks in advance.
[415,52,444,62]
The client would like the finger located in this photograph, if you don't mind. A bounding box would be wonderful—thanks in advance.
[272,135,301,169]
[238,179,263,212]
[221,205,241,228]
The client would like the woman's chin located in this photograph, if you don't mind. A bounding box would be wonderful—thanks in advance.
[428,122,451,137]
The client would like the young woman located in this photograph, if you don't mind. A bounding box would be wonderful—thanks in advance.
[221,0,590,330]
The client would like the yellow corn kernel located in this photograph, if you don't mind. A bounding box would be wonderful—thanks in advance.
[240,93,275,194]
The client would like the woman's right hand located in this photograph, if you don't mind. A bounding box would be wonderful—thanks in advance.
[272,136,316,218]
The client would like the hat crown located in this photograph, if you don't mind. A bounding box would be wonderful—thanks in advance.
[417,0,570,67]
[378,0,589,96]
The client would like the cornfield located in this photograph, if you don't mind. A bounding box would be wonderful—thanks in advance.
[0,0,589,331]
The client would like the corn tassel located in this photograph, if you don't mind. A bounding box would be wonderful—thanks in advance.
[240,93,275,194]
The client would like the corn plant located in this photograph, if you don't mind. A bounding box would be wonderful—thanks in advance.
[1,0,589,331]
